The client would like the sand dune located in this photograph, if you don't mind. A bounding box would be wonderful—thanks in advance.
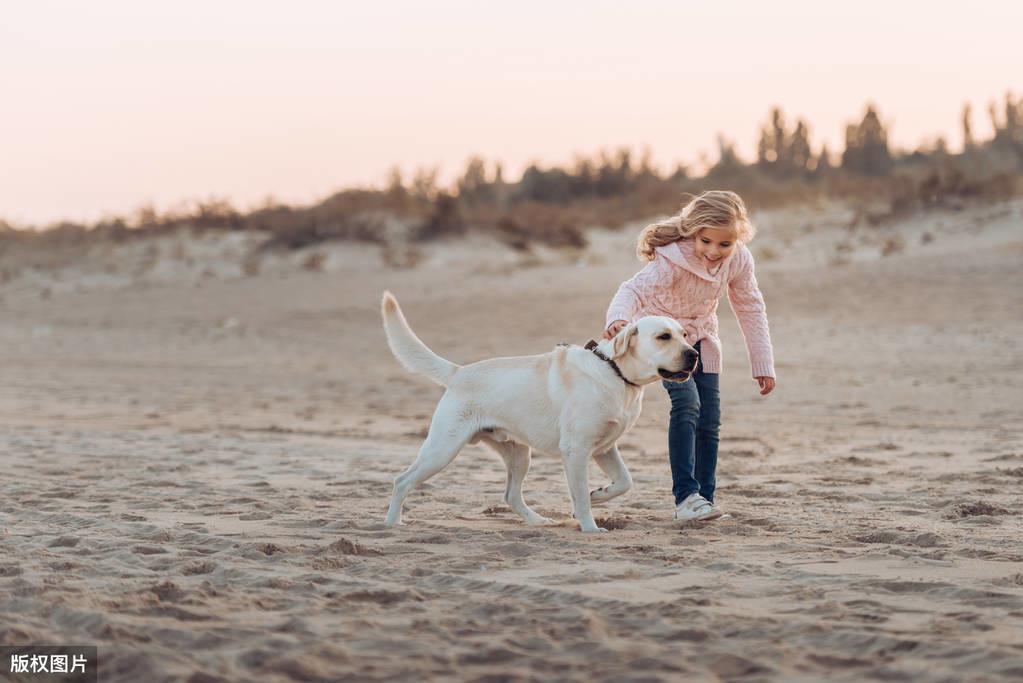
[1,200,1022,681]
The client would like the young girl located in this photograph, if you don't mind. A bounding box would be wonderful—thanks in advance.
[603,190,775,522]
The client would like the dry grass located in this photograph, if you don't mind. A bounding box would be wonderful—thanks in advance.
[4,98,1022,255]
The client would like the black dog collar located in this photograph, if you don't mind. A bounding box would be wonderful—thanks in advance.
[584,340,640,387]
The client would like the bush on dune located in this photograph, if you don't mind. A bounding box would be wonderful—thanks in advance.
[4,94,1022,254]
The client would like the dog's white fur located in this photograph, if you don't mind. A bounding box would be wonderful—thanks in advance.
[380,291,698,533]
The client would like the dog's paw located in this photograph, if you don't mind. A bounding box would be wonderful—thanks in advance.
[526,515,557,526]
[580,525,609,534]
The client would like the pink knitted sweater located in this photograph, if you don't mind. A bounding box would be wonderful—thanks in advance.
[605,238,775,378]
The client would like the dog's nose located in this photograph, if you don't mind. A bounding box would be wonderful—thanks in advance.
[683,349,699,365]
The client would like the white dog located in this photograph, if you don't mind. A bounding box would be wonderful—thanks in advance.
[380,291,698,533]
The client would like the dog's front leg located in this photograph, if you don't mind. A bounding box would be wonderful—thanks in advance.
[593,445,630,505]
[562,448,606,533]
[590,445,633,505]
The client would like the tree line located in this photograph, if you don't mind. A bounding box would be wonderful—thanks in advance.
[4,93,1021,250]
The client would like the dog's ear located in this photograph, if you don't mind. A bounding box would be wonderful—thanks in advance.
[610,322,638,360]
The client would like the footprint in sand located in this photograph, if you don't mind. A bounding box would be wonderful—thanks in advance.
[319,538,383,556]
[942,500,1011,519]
[850,530,946,547]
[48,535,80,548]
[852,442,901,453]
[133,545,169,555]
[181,561,217,576]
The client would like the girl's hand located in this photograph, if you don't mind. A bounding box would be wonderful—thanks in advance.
[604,320,628,340]
[755,376,775,396]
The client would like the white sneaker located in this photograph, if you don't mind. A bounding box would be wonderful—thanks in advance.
[674,493,724,522]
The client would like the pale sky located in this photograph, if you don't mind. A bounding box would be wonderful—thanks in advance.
[2,0,1021,227]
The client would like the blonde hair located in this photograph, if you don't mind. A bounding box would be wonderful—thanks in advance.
[636,190,755,261]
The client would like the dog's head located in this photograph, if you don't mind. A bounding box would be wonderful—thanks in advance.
[608,316,698,385]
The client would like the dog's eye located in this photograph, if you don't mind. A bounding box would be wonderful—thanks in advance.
[657,333,671,340]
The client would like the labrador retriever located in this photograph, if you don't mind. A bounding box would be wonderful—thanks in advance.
[380,291,697,532]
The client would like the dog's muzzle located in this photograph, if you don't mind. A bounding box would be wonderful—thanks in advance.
[658,368,692,382]
[658,348,699,383]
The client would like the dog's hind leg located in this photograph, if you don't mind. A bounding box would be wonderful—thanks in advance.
[480,437,553,526]
[590,445,633,505]
[385,399,473,527]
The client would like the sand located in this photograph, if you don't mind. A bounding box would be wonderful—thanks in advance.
[1,199,1022,682]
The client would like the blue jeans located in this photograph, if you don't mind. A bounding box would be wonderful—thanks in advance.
[662,342,721,504]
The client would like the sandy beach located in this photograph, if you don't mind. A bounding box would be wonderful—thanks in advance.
[2,200,1022,682]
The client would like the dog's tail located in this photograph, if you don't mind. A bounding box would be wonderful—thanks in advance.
[381,291,459,387]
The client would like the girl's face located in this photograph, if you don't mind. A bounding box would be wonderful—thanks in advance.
[693,225,738,269]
